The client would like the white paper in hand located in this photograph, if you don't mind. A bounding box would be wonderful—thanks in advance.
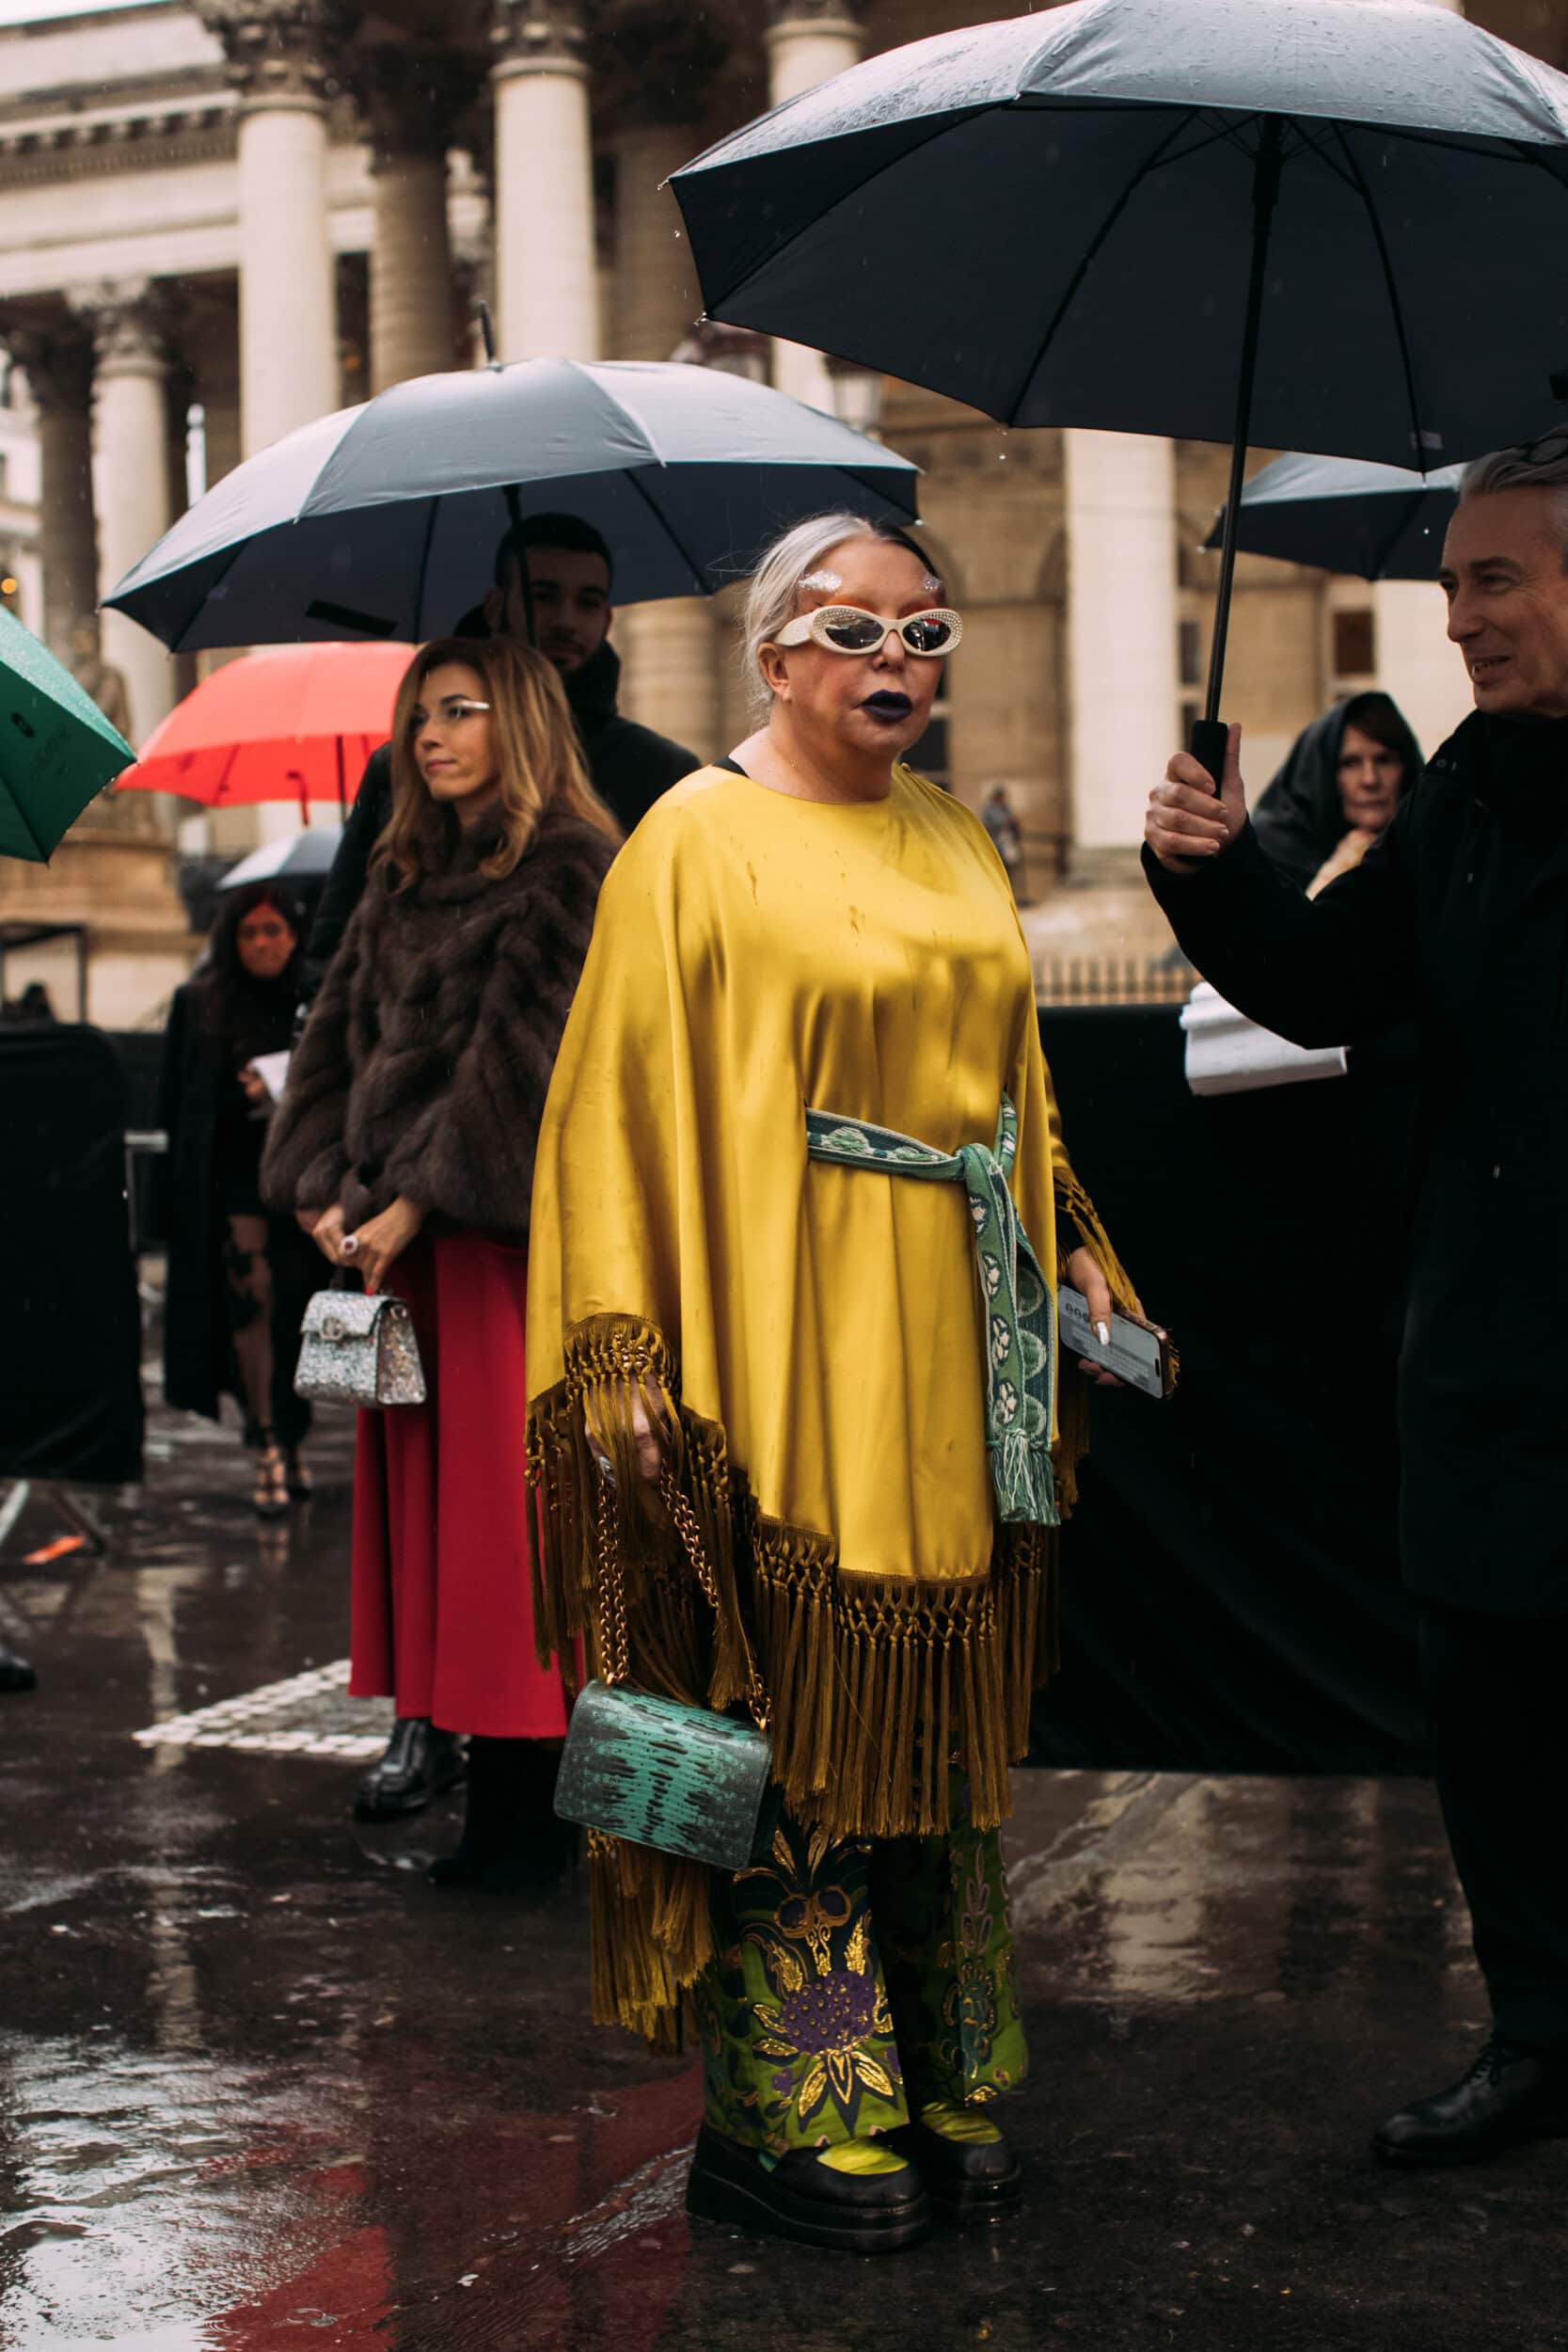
[1180,980,1347,1098]
[251,1050,292,1104]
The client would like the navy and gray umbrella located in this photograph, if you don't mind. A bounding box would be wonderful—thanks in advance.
[1207,452,1464,581]
[104,358,920,654]
[672,0,1568,774]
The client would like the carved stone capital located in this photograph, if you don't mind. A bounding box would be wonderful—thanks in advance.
[0,309,95,413]
[70,279,173,378]
[345,44,477,164]
[198,0,343,111]
[490,0,590,78]
[593,2,726,128]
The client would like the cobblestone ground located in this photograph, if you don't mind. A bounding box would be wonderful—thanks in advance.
[0,1400,1564,2351]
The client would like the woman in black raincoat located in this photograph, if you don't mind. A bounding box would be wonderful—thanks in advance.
[155,883,317,1516]
[1251,691,1423,895]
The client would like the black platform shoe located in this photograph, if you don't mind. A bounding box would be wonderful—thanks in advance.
[429,1736,577,1891]
[887,2099,1022,2222]
[685,2122,931,2254]
[1373,2037,1568,2167]
[353,1717,466,1821]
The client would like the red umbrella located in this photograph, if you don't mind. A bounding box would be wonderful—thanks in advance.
[118,641,413,818]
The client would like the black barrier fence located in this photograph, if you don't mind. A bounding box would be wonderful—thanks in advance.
[1036,1007,1425,1775]
[1,1008,1424,1774]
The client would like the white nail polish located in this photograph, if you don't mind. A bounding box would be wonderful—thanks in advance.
[1096,1321,1111,1346]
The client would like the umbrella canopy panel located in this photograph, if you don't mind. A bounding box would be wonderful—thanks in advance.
[119,641,413,804]
[105,358,921,655]
[672,0,1568,468]
[1208,451,1464,580]
[218,826,342,890]
[0,606,135,864]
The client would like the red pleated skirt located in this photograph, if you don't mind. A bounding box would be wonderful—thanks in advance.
[348,1227,568,1739]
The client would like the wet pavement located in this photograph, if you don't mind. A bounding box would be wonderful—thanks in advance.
[2,1402,1565,2351]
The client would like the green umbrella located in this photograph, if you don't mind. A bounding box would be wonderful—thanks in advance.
[0,607,135,863]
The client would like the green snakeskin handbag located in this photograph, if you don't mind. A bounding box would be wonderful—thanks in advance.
[554,1474,775,1873]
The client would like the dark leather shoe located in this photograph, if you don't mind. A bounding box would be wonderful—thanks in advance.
[887,2099,1022,2221]
[353,1718,466,1821]
[1373,2038,1568,2167]
[686,2122,931,2253]
[0,1641,36,1693]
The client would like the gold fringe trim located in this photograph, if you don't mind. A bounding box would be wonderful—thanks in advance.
[526,1313,1057,2044]
[1052,1166,1150,1517]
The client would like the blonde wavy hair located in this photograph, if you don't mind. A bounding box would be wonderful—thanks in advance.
[375,635,620,890]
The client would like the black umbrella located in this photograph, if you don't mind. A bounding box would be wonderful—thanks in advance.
[1205,451,1463,580]
[672,0,1568,780]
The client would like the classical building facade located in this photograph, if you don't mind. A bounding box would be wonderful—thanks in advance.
[0,0,1541,1017]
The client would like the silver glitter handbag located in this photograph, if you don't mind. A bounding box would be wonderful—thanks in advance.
[293,1285,426,1407]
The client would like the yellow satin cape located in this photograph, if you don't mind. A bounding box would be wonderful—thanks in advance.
[525,765,1133,2038]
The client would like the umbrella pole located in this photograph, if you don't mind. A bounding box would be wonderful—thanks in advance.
[476,304,538,651]
[1193,117,1283,792]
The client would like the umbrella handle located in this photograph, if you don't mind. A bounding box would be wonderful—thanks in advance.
[1189,718,1229,794]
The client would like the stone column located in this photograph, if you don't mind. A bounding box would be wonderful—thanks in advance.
[3,316,98,663]
[82,282,177,746]
[767,1,861,412]
[200,1,341,456]
[611,103,720,761]
[1373,581,1471,756]
[490,1,599,360]
[352,50,466,392]
[1064,429,1180,853]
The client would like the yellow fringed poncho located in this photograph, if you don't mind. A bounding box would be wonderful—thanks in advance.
[526,763,1132,2037]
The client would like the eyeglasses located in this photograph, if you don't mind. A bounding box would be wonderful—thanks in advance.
[409,696,491,732]
[772,606,963,658]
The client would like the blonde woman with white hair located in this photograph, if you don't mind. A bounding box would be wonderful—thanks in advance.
[526,513,1140,2252]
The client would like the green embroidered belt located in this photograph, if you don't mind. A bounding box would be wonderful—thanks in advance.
[804,1095,1057,1528]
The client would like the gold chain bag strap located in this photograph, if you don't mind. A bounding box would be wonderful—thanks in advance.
[553,1472,776,1872]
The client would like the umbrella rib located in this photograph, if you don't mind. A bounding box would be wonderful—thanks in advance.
[700,105,994,314]
[1005,110,1223,424]
[1328,121,1428,472]
[624,468,710,596]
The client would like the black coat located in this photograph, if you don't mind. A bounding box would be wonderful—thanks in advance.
[1252,697,1424,892]
[1145,710,1568,1617]
[154,979,317,1446]
[299,641,699,1004]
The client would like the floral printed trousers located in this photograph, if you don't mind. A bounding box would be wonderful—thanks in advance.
[693,1790,1026,2156]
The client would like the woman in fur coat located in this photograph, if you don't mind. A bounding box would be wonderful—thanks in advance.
[263,636,620,1885]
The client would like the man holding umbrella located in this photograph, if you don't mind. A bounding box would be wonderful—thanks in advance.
[299,512,700,1009]
[1144,435,1568,2169]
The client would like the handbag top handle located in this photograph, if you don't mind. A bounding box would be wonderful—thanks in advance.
[595,1471,771,1734]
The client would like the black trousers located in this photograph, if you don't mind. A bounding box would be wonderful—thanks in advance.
[1419,1603,1568,2054]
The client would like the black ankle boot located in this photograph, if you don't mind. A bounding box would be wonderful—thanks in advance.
[353,1717,466,1821]
[1374,2037,1568,2167]
[429,1737,578,1891]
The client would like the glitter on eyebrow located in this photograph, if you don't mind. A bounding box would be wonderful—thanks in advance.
[921,576,942,596]
[799,569,844,593]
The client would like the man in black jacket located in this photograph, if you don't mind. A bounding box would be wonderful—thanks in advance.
[1145,434,1568,2169]
[299,512,701,1008]
[303,515,699,1820]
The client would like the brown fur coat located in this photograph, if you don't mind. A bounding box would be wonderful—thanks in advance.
[262,806,616,1246]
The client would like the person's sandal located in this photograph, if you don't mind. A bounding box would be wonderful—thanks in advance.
[283,1449,312,1502]
[252,1436,289,1521]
